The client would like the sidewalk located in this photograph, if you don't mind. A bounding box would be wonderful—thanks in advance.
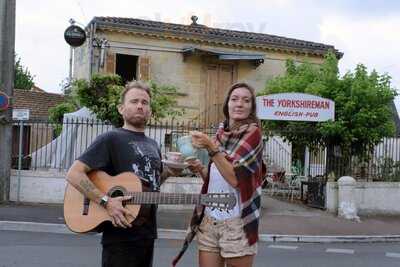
[1,195,400,242]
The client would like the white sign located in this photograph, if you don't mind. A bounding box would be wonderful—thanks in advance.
[12,109,30,121]
[256,93,334,122]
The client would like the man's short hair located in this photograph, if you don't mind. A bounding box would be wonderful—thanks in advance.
[120,81,151,104]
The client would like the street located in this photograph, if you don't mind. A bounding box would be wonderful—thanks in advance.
[1,231,400,267]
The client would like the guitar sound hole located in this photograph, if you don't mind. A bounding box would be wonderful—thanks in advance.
[107,186,128,207]
[110,190,124,198]
[110,189,126,207]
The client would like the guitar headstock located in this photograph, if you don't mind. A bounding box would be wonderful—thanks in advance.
[200,193,236,210]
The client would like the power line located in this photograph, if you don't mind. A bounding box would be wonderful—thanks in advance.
[75,0,87,22]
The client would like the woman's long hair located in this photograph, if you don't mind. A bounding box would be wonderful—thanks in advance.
[222,82,260,128]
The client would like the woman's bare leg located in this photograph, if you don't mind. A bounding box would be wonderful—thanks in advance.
[199,250,225,267]
[225,255,254,267]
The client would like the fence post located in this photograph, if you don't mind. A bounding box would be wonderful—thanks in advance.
[16,120,24,202]
[337,176,360,221]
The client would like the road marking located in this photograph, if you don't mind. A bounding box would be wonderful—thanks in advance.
[326,248,354,254]
[386,252,400,258]
[268,245,298,250]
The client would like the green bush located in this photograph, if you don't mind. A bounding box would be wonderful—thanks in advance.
[73,74,184,127]
[48,102,77,136]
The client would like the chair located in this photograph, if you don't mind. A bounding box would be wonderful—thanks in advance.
[287,176,300,201]
[287,175,308,201]
[262,173,279,196]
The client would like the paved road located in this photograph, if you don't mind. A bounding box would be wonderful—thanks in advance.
[1,231,400,267]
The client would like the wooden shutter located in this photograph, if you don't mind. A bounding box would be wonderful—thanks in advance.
[139,56,150,81]
[105,52,116,74]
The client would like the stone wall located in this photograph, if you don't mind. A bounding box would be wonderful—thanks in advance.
[326,180,400,215]
[74,31,325,120]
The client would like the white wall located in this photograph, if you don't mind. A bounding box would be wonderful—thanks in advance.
[325,182,338,213]
[10,170,202,210]
[326,181,400,215]
[10,170,67,203]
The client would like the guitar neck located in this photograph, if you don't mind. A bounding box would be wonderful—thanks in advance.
[124,192,201,205]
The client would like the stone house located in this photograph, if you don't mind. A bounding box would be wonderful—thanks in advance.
[73,16,341,125]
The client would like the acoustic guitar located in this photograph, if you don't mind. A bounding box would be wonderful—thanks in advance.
[64,170,236,233]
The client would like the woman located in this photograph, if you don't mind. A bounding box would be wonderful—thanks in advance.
[172,82,266,267]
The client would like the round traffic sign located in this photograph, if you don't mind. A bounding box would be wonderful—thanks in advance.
[0,91,10,111]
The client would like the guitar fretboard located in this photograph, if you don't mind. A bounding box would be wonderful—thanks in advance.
[124,192,201,205]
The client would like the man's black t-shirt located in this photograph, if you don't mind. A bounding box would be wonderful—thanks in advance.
[77,128,162,244]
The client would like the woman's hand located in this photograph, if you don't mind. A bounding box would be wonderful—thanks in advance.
[186,158,204,174]
[190,131,217,151]
[166,166,183,177]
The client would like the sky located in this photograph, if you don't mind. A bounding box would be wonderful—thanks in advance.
[15,0,400,102]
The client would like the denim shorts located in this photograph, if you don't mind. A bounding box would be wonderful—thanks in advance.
[197,215,257,258]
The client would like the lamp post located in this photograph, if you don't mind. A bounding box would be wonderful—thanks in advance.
[63,18,86,88]
[68,19,75,83]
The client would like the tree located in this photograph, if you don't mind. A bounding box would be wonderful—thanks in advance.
[14,55,35,90]
[259,51,397,175]
[59,77,73,96]
[72,74,184,127]
[48,102,77,136]
[49,102,77,124]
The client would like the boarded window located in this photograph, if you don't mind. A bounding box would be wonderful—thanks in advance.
[105,52,116,74]
[138,56,150,81]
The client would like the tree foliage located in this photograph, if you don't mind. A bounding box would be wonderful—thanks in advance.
[48,102,77,136]
[14,55,35,90]
[259,51,397,159]
[72,74,184,127]
[49,102,77,124]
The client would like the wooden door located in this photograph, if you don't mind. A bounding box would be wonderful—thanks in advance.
[204,64,236,126]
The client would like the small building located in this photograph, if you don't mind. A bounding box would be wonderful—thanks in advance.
[74,16,341,125]
[12,88,65,168]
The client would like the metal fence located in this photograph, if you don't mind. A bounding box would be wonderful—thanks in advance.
[11,118,217,171]
[301,139,400,181]
[261,131,400,181]
[11,118,400,181]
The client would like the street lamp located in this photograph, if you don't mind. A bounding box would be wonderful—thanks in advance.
[63,18,87,89]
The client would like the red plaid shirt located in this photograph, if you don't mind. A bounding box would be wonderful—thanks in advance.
[172,122,265,266]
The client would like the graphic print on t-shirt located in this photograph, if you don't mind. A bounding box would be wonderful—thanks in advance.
[129,141,159,191]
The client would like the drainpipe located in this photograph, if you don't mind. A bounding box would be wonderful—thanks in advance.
[99,38,108,68]
[88,22,96,79]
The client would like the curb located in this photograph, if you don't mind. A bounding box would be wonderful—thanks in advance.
[258,234,400,243]
[0,221,188,239]
[1,221,400,243]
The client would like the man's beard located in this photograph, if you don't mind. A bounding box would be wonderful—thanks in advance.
[126,115,148,128]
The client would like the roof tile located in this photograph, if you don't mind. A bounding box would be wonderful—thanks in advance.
[92,16,342,57]
[13,89,65,120]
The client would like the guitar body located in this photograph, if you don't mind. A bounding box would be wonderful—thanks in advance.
[64,170,236,233]
[64,171,142,233]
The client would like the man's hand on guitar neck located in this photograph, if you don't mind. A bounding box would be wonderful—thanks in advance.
[105,195,135,228]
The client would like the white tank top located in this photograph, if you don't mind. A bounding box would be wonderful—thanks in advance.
[204,163,241,220]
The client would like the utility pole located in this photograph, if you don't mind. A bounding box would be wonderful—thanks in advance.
[0,0,16,202]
